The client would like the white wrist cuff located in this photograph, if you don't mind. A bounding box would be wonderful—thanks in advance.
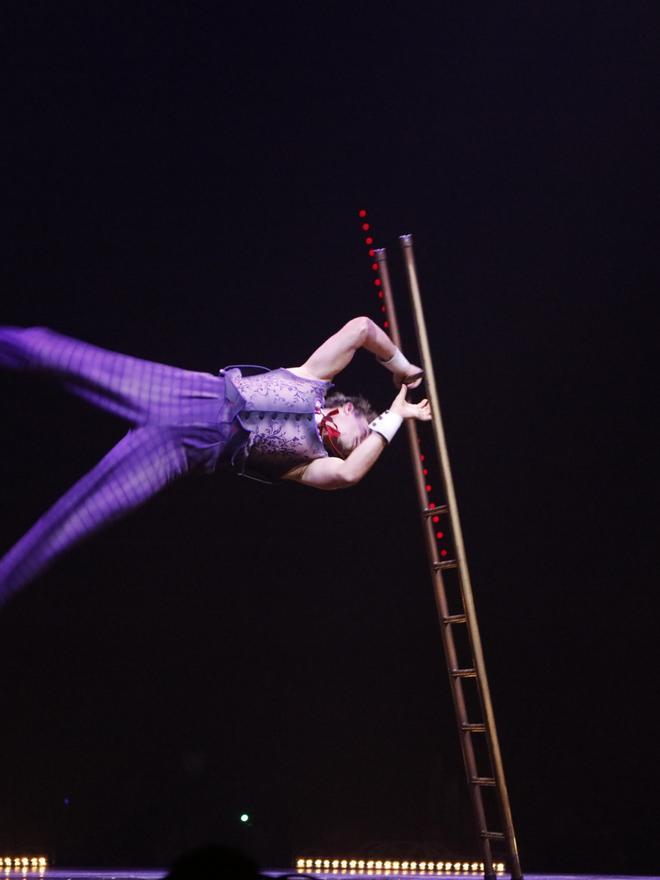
[369,409,403,444]
[378,347,411,375]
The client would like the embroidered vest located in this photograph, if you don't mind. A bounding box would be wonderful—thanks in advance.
[221,366,332,482]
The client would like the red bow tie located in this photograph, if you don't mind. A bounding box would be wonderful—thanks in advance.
[318,408,341,440]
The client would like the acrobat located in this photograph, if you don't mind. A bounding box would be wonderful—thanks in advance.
[0,318,430,605]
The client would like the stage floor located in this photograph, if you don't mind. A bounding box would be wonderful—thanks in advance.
[5,872,660,880]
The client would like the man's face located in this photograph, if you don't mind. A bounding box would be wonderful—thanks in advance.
[332,404,370,457]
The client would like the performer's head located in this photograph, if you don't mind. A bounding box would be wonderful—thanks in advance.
[320,392,377,458]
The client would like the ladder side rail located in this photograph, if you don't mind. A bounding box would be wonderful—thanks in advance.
[398,235,522,880]
[375,247,494,873]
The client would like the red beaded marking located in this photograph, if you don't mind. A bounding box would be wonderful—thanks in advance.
[356,207,449,557]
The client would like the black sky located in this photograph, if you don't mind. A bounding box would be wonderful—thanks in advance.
[1,2,659,874]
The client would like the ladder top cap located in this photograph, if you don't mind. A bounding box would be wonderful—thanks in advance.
[399,233,414,246]
[374,248,388,260]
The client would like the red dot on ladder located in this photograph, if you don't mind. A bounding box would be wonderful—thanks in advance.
[383,320,389,328]
[365,236,374,245]
[432,515,440,523]
[381,305,386,313]
[423,468,428,476]
[420,454,425,461]
[374,278,381,286]
[362,222,370,231]
[378,290,384,299]
[425,484,432,492]
[441,549,448,557]
[436,531,444,539]
[372,263,378,271]
[358,209,367,218]
[369,249,376,257]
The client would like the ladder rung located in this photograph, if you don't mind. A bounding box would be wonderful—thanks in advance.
[423,504,449,518]
[433,559,458,571]
[443,613,467,625]
[452,668,477,679]
[462,723,486,733]
[481,831,506,841]
[472,777,496,787]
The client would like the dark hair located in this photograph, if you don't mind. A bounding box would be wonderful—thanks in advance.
[325,391,378,423]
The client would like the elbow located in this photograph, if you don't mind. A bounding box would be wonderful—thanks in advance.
[304,464,361,491]
[347,316,371,347]
[318,464,360,490]
[335,466,362,489]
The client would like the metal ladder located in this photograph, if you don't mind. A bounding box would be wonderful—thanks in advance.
[375,235,523,880]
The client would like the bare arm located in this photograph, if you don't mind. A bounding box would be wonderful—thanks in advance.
[283,386,431,490]
[292,316,421,385]
[284,432,388,490]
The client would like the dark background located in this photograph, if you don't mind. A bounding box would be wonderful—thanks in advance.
[1,2,659,874]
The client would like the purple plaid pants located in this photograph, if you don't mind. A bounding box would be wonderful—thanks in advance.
[0,327,242,607]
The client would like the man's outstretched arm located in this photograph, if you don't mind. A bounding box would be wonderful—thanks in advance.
[286,431,387,490]
[291,316,423,387]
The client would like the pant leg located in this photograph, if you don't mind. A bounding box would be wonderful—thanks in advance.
[0,425,191,607]
[0,326,223,426]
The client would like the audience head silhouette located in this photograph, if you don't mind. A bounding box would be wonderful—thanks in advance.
[165,845,262,879]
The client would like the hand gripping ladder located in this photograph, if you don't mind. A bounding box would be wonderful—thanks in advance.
[375,236,523,880]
